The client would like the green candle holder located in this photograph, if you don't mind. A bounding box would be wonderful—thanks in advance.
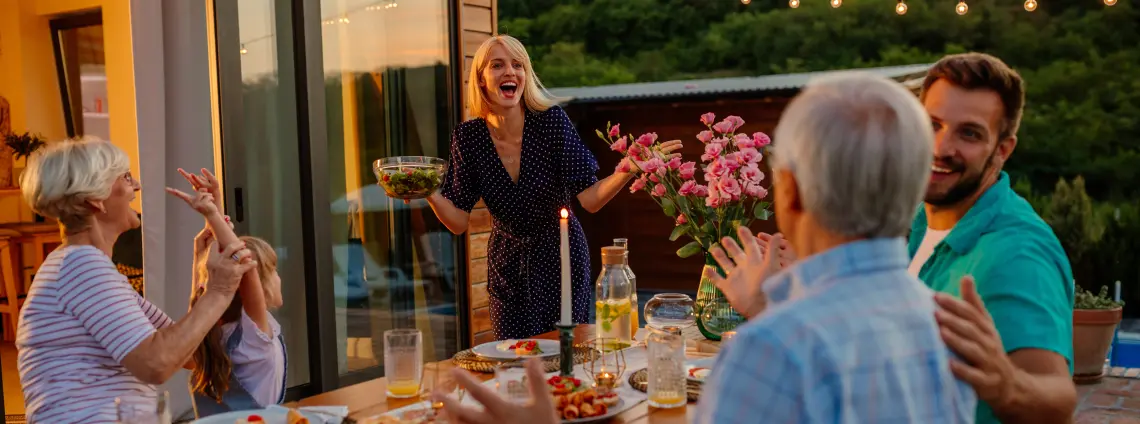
[555,323,576,376]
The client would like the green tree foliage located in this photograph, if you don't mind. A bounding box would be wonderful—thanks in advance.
[500,0,1140,202]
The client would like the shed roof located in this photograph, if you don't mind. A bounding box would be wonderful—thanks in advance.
[548,63,931,104]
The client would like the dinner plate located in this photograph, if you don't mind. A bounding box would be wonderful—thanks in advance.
[563,398,625,423]
[684,357,716,383]
[471,339,560,360]
[190,408,326,424]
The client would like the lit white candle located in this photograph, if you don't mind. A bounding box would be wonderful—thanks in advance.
[560,208,572,326]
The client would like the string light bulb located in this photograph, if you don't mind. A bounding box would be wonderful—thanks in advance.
[1104,0,1116,5]
[830,0,842,8]
[789,0,800,7]
[1024,0,1037,11]
[896,0,908,14]
[742,0,751,4]
[240,44,248,55]
[956,0,968,14]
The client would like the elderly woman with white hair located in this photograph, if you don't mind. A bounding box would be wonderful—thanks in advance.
[15,137,256,423]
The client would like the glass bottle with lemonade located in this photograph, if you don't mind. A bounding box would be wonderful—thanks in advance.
[595,246,634,350]
[613,238,639,336]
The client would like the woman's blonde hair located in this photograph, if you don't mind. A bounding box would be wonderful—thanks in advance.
[20,137,130,233]
[189,235,278,402]
[466,34,561,118]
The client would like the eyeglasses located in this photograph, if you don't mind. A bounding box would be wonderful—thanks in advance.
[122,172,137,186]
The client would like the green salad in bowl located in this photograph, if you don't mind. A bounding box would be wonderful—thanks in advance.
[373,156,447,200]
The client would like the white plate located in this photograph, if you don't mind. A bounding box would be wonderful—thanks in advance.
[191,408,327,424]
[471,339,559,360]
[684,357,716,383]
[563,398,625,423]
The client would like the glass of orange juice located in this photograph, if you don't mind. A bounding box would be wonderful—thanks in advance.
[385,329,423,398]
[646,326,686,409]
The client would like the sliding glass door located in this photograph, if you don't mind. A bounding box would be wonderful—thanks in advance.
[212,0,464,397]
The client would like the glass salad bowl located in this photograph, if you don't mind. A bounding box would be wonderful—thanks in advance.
[373,156,447,200]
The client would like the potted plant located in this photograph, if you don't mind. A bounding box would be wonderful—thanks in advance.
[1072,285,1124,383]
[595,113,773,340]
[4,131,47,187]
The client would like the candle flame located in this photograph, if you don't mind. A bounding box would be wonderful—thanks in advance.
[560,208,569,219]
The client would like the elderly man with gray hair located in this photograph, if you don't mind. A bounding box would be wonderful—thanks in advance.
[697,73,977,423]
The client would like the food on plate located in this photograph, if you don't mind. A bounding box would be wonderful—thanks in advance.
[236,415,265,424]
[546,375,584,395]
[370,408,431,424]
[688,366,710,380]
[287,409,310,424]
[495,339,544,356]
[546,377,613,420]
[376,166,443,199]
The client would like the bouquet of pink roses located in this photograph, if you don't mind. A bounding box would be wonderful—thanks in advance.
[596,112,773,258]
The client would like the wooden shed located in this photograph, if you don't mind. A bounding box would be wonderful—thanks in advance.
[549,64,930,292]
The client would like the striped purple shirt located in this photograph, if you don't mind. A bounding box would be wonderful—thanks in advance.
[17,245,174,423]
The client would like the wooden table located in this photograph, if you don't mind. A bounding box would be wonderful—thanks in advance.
[292,325,703,423]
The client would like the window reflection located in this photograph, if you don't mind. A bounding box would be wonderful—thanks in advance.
[320,0,459,375]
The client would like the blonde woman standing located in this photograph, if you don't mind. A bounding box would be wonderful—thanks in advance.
[422,35,680,339]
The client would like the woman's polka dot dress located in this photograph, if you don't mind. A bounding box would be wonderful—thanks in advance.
[441,105,598,340]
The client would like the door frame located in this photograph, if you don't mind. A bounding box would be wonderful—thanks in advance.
[49,10,104,138]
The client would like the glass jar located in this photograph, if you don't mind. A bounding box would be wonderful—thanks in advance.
[646,326,686,409]
[595,246,634,350]
[613,238,639,337]
[643,293,695,330]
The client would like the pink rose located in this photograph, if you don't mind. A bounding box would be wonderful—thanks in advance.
[734,133,755,149]
[667,157,682,171]
[725,116,745,132]
[679,180,697,196]
[706,193,723,208]
[649,174,660,183]
[630,176,647,193]
[608,123,621,137]
[744,183,768,198]
[712,120,734,134]
[628,143,645,160]
[693,184,710,197]
[723,154,742,171]
[651,184,667,197]
[705,160,728,179]
[740,163,765,184]
[700,112,716,126]
[636,132,658,147]
[643,157,666,175]
[737,147,761,165]
[679,161,697,180]
[753,132,771,147]
[718,177,742,200]
[675,215,688,226]
[702,143,723,162]
[615,159,632,173]
[610,136,628,154]
[697,130,714,144]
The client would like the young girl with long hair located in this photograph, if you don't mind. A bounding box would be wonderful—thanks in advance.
[176,169,287,417]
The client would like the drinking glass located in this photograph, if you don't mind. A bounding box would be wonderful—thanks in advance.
[494,361,532,405]
[643,293,695,330]
[646,326,686,409]
[422,364,467,422]
[385,329,423,398]
[115,391,170,424]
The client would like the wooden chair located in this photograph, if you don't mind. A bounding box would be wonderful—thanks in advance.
[0,229,25,341]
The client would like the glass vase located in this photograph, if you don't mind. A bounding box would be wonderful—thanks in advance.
[694,252,746,340]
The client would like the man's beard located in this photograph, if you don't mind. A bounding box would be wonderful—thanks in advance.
[924,148,999,207]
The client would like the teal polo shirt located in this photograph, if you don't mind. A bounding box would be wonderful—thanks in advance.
[909,171,1074,424]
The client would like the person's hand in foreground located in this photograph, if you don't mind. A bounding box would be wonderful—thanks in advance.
[935,276,1018,407]
[755,232,796,268]
[434,358,558,424]
[706,226,784,319]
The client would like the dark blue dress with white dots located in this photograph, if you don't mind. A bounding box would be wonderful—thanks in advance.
[441,105,597,340]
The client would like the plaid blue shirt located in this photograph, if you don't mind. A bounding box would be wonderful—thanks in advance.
[695,238,976,424]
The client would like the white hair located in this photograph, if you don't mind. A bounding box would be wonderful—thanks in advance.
[771,72,933,238]
[20,136,131,232]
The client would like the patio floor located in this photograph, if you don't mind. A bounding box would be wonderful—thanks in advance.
[1076,374,1140,423]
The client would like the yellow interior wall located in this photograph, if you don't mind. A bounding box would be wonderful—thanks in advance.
[0,0,142,222]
